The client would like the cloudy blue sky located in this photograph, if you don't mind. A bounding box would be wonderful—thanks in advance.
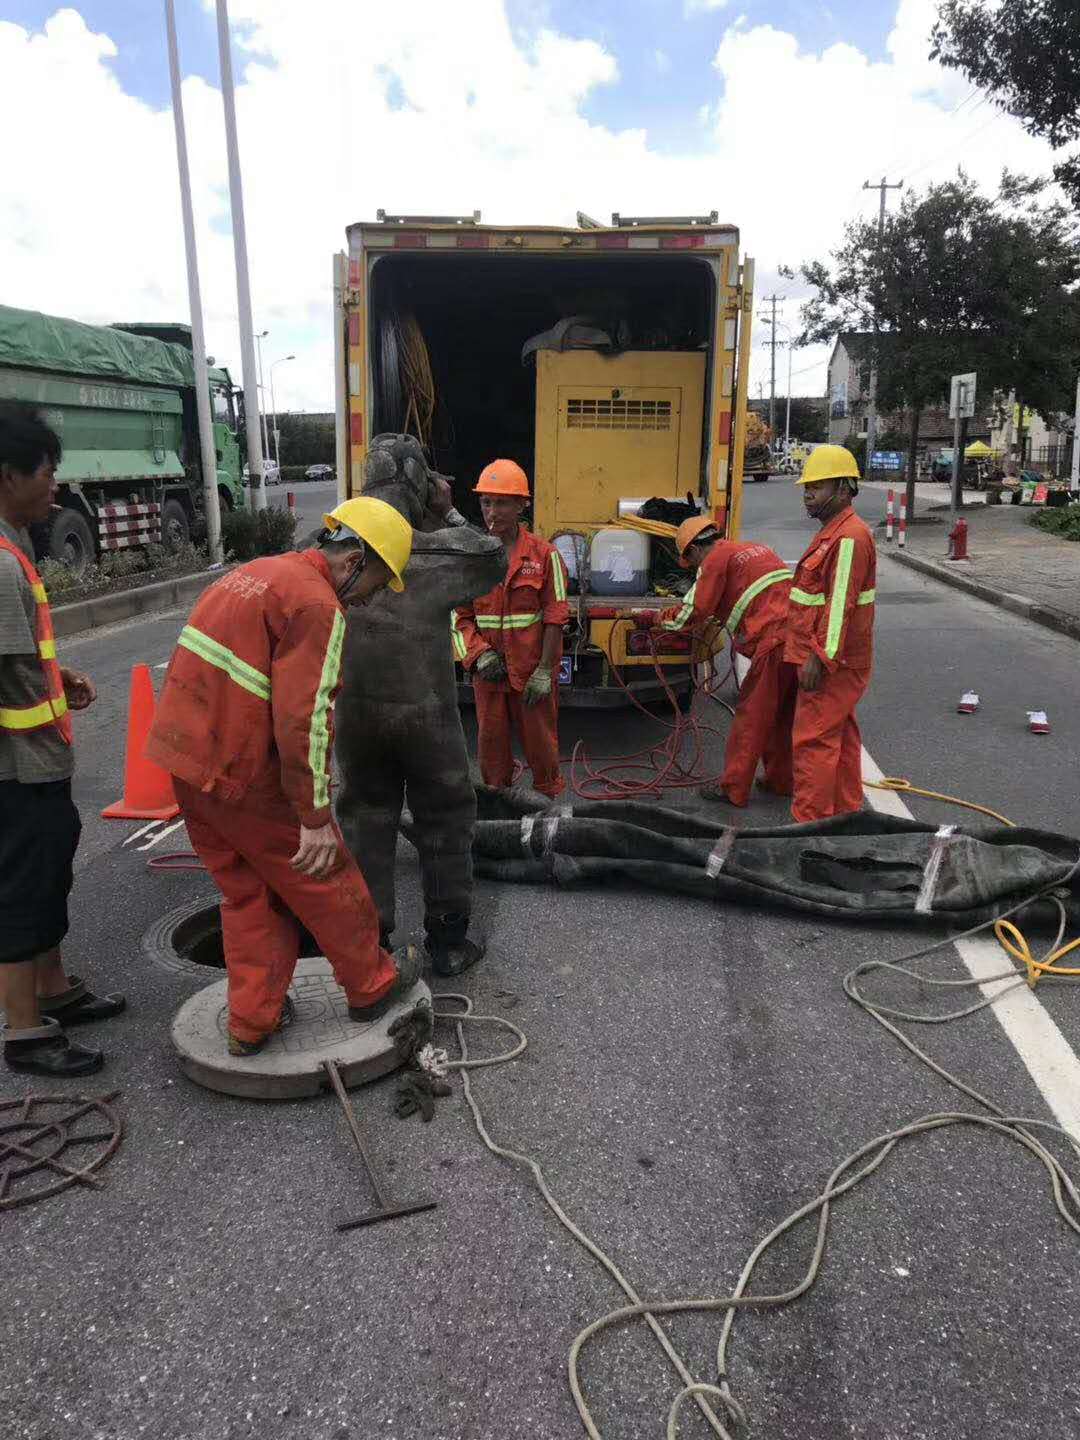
[0,1,1056,411]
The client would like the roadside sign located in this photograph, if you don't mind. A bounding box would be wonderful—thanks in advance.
[949,373,977,420]
[871,450,904,470]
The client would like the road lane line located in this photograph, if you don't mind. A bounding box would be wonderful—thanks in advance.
[861,744,1080,1137]
[137,819,185,852]
[122,821,161,847]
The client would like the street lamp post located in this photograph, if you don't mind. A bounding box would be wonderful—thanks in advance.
[269,355,295,471]
[255,329,270,462]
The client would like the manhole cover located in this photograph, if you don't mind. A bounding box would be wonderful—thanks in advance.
[0,1093,122,1211]
[171,959,430,1100]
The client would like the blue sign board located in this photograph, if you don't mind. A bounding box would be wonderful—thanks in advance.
[871,451,904,470]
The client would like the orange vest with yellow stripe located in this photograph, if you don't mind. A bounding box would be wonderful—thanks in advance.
[0,535,72,745]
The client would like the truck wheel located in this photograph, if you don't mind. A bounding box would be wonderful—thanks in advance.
[162,499,192,551]
[49,508,96,576]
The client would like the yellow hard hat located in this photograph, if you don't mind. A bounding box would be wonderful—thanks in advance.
[796,444,861,486]
[322,496,412,592]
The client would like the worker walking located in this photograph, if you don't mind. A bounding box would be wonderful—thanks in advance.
[785,446,876,822]
[147,497,421,1056]
[658,518,795,806]
[450,460,570,798]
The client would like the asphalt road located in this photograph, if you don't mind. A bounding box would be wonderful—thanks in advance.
[5,480,1080,1440]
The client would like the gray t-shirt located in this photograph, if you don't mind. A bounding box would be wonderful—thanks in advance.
[0,518,74,784]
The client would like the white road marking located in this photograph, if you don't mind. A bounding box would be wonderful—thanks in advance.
[861,744,1080,1138]
[137,819,185,852]
[154,661,169,669]
[122,820,162,847]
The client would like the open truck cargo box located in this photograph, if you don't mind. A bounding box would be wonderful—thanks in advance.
[333,217,754,705]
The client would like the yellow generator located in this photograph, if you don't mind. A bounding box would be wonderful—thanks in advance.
[333,210,755,706]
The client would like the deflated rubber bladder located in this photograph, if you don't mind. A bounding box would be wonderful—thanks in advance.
[335,435,506,948]
[470,786,1080,927]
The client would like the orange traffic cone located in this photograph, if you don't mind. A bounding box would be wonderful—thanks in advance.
[101,664,180,821]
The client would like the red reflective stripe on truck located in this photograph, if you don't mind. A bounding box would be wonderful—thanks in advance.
[660,234,706,249]
[457,233,490,248]
[348,259,361,287]
[348,312,360,345]
[717,411,732,445]
[350,413,364,445]
[597,234,629,249]
[393,233,427,248]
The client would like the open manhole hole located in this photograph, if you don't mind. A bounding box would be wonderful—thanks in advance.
[145,899,322,977]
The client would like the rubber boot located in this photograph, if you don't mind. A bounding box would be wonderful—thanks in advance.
[348,944,423,1023]
[424,912,486,978]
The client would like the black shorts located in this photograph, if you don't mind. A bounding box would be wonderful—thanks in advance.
[0,779,81,964]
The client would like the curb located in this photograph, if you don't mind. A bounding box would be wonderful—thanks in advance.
[52,566,230,639]
[888,549,1080,644]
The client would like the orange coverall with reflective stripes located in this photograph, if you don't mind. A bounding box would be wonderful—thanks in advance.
[148,552,396,1043]
[451,528,570,798]
[783,507,876,823]
[659,540,796,806]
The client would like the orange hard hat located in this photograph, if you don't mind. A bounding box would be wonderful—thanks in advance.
[674,514,719,567]
[474,458,530,497]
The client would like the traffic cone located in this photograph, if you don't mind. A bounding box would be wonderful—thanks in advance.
[101,664,180,820]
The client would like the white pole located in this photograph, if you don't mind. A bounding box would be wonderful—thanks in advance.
[785,342,792,448]
[214,0,265,513]
[270,355,294,472]
[255,330,270,461]
[332,253,349,504]
[165,0,223,566]
[1071,371,1080,496]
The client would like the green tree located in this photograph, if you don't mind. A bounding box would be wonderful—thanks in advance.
[789,173,1080,514]
[931,1,1080,204]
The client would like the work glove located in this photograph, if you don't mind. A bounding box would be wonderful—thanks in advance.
[522,664,553,707]
[388,1001,434,1063]
[475,650,508,683]
[395,1069,452,1123]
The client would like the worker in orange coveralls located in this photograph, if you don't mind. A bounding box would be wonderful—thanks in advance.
[450,459,570,798]
[784,445,876,822]
[147,497,424,1057]
[656,516,796,807]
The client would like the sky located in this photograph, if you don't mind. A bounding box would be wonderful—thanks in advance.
[0,0,1058,418]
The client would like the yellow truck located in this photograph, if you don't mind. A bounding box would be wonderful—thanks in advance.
[332,211,753,706]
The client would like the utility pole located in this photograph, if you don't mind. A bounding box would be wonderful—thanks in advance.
[861,176,903,476]
[760,293,783,441]
[1071,372,1080,496]
[215,0,266,512]
[164,0,223,565]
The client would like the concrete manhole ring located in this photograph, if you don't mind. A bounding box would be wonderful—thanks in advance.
[142,895,230,979]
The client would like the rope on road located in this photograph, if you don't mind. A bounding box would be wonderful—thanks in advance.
[433,853,1080,1439]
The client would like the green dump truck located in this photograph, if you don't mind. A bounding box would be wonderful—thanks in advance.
[0,304,244,572]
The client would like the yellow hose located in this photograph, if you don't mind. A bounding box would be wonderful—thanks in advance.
[864,775,1016,828]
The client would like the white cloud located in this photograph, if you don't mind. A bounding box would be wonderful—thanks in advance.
[0,2,1058,411]
[685,0,732,15]
[654,48,672,74]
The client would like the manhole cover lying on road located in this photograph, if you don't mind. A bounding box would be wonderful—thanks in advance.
[171,958,430,1101]
[0,1093,122,1211]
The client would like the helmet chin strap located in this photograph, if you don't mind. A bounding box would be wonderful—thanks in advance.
[334,540,367,602]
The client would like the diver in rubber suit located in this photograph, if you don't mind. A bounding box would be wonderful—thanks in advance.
[334,435,507,976]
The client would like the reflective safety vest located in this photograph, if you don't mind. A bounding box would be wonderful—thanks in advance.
[783,507,876,671]
[450,527,570,692]
[0,535,72,744]
[146,550,347,828]
[658,539,792,659]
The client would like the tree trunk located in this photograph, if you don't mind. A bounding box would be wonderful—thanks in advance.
[905,406,921,520]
